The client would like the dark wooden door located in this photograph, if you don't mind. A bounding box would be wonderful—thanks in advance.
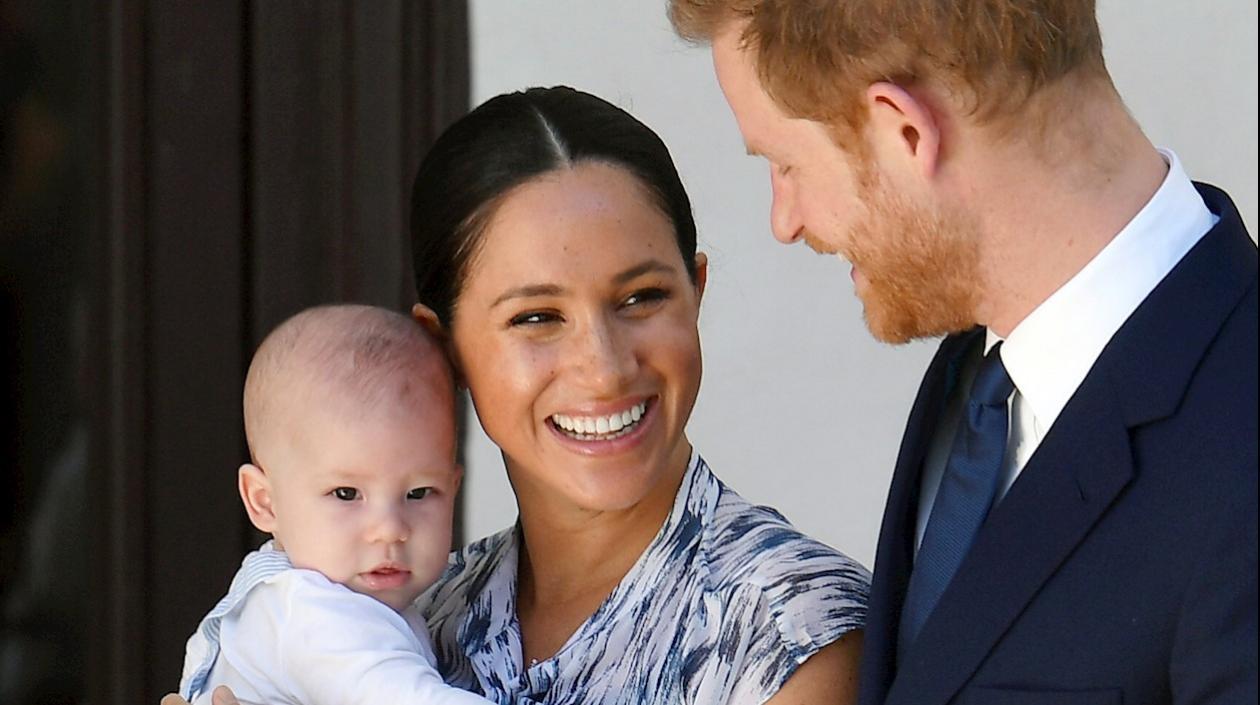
[0,2,469,702]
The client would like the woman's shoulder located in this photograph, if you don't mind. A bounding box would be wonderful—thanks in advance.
[677,464,870,696]
[700,476,871,604]
[415,525,515,620]
[447,527,515,573]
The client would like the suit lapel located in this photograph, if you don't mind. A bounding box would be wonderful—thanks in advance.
[886,372,1134,705]
[859,329,982,705]
[883,183,1255,705]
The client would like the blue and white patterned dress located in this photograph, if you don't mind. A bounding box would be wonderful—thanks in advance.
[417,451,870,704]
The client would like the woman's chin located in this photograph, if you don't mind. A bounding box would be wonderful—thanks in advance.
[562,471,671,514]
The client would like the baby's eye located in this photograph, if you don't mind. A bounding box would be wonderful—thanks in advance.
[406,487,432,500]
[331,487,359,501]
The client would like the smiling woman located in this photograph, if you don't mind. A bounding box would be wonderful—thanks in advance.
[404,87,871,704]
[447,162,704,525]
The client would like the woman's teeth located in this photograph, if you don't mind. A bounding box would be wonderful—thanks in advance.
[552,401,647,440]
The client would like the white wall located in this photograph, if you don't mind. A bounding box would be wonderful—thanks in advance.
[462,1,1258,568]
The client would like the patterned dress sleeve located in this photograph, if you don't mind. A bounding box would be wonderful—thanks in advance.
[706,510,871,705]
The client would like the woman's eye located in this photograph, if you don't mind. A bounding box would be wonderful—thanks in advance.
[622,288,669,309]
[509,311,560,327]
[331,487,359,501]
[406,487,432,500]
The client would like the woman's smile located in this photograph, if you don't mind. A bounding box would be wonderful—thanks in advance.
[548,397,655,454]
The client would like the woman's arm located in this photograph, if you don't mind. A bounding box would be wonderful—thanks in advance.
[763,630,863,705]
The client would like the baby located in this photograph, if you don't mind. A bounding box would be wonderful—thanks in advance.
[178,304,489,705]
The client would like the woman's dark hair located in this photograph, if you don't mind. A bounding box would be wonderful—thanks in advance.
[409,86,698,326]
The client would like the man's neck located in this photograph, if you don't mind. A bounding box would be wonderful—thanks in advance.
[968,106,1169,337]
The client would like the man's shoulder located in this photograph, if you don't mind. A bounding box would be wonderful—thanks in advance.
[1119,205,1256,428]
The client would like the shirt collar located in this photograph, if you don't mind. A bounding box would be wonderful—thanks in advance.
[989,148,1217,432]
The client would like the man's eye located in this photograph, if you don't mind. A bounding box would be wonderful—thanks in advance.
[407,487,431,500]
[331,487,359,501]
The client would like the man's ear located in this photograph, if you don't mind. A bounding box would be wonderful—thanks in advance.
[693,252,709,303]
[865,81,942,181]
[239,463,278,533]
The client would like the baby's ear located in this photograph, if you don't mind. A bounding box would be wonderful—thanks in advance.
[238,463,278,533]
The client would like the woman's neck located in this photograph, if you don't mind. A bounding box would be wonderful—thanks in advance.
[510,447,690,663]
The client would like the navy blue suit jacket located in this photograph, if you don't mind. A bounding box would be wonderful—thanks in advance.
[857,184,1258,705]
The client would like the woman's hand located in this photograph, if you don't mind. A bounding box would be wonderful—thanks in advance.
[159,685,240,705]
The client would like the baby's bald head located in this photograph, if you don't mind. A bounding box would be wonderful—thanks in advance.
[243,304,455,466]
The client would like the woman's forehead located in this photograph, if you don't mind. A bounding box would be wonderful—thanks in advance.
[465,163,685,289]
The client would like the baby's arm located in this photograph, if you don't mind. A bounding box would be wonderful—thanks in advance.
[160,686,240,705]
[235,571,493,705]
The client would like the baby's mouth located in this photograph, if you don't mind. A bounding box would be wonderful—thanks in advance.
[549,399,650,441]
[360,564,412,589]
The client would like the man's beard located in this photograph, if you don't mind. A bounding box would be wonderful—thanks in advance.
[830,173,981,344]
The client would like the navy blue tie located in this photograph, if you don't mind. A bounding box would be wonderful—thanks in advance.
[899,342,1014,657]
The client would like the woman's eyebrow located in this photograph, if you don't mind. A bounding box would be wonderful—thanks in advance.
[491,283,564,308]
[613,259,678,285]
[489,260,678,308]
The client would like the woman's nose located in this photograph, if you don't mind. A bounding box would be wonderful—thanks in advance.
[572,317,637,393]
[769,169,804,244]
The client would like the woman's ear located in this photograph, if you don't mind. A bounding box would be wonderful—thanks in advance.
[412,302,467,388]
[411,303,447,340]
[238,463,278,533]
[693,252,709,302]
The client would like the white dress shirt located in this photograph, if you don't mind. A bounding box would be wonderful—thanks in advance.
[915,149,1218,552]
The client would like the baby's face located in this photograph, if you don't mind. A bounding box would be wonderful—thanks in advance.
[264,401,459,612]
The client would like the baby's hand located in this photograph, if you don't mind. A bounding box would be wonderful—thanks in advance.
[159,686,240,705]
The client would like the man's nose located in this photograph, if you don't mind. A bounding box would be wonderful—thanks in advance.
[769,169,804,244]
